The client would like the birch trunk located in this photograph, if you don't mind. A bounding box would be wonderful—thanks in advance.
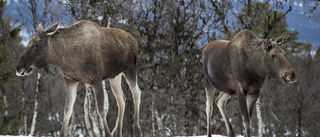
[154,109,165,137]
[151,93,165,137]
[151,94,156,137]
[29,73,41,136]
[84,84,102,137]
[256,98,263,137]
[20,78,28,135]
[2,88,8,119]
[101,80,109,136]
[89,85,101,136]
[84,85,94,137]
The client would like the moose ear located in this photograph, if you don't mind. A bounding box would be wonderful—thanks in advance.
[261,39,272,52]
[36,23,44,33]
[275,33,292,45]
[44,21,60,35]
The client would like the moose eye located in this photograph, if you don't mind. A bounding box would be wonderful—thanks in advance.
[271,54,277,60]
[33,44,39,50]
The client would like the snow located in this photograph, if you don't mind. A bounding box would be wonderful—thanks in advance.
[0,134,248,137]
[0,136,29,137]
[175,135,245,137]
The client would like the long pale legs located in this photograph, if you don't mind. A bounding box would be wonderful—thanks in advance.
[205,86,215,137]
[109,73,126,137]
[109,72,142,137]
[61,79,78,137]
[124,70,142,137]
[215,92,233,137]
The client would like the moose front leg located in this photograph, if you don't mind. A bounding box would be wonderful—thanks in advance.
[61,79,78,137]
[236,82,251,137]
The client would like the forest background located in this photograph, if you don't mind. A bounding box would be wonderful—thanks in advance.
[0,0,320,136]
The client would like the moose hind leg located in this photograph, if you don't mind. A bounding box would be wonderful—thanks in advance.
[215,92,234,137]
[205,85,215,137]
[91,81,112,137]
[109,73,125,137]
[124,67,142,137]
[61,80,78,137]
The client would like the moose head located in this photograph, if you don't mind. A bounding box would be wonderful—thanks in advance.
[261,33,297,83]
[16,21,60,76]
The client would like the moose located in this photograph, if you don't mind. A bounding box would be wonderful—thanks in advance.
[16,20,142,137]
[202,30,297,137]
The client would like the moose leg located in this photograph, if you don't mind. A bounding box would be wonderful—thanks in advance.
[236,82,250,137]
[91,81,112,137]
[246,92,260,122]
[204,84,216,137]
[61,80,78,137]
[109,73,125,137]
[124,69,142,137]
[215,92,234,137]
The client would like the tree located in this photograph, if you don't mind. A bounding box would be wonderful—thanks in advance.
[314,46,320,61]
[0,0,23,134]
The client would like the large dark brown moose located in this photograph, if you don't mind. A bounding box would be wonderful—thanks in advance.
[16,20,142,137]
[202,30,297,137]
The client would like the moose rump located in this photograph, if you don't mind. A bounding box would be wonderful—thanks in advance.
[202,30,297,137]
[16,20,142,137]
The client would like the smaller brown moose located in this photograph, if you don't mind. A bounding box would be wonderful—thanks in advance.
[202,30,297,137]
[16,20,142,137]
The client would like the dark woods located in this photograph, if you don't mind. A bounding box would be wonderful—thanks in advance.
[0,0,319,136]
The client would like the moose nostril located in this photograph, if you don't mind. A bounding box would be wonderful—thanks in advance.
[286,69,297,82]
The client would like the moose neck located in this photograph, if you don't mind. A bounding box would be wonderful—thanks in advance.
[47,34,79,70]
[243,41,267,78]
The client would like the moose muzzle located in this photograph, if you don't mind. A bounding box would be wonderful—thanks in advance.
[282,69,297,83]
[16,65,34,76]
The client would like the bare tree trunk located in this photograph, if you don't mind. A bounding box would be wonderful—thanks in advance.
[2,88,8,119]
[151,108,156,137]
[256,98,263,137]
[84,84,102,137]
[154,109,165,137]
[29,73,41,136]
[107,17,112,28]
[84,86,94,137]
[101,80,109,136]
[151,94,156,137]
[20,79,28,135]
[23,115,27,135]
[151,93,165,137]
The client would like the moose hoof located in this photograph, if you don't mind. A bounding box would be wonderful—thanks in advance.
[133,124,142,137]
[228,132,235,137]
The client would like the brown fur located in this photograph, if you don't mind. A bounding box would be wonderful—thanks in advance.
[16,20,142,137]
[202,29,297,137]
[48,21,138,83]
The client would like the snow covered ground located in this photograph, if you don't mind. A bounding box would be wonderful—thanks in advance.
[175,135,245,137]
[0,136,29,137]
[0,134,248,137]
